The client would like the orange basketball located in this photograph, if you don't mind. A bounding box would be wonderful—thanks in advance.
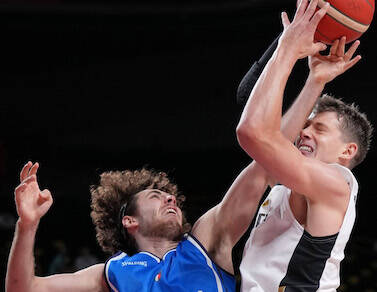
[314,0,375,44]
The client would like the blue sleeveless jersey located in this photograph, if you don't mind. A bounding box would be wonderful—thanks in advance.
[104,234,235,292]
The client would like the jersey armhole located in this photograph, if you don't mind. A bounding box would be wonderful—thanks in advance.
[186,233,235,277]
[103,251,126,292]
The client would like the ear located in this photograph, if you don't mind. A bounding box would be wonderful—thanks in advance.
[339,142,358,166]
[122,215,139,235]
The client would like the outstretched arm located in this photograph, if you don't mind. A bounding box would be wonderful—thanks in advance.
[5,162,107,292]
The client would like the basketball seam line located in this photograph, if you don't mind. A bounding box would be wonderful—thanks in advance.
[325,13,364,34]
[318,0,370,32]
[327,2,370,26]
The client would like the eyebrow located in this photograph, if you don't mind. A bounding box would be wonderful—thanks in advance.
[147,190,162,196]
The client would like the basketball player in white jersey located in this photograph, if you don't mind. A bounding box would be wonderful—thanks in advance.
[237,0,373,291]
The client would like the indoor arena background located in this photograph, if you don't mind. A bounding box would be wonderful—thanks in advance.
[0,0,376,291]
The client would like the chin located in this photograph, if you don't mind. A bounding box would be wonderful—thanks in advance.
[161,221,184,241]
[140,220,184,241]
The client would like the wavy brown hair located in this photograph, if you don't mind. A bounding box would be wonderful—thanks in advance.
[90,168,189,255]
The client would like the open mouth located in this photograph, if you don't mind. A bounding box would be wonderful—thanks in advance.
[298,145,314,153]
[165,208,177,215]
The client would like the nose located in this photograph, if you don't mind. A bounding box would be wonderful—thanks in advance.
[299,125,312,140]
[164,194,176,205]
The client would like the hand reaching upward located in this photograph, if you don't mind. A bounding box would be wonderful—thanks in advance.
[309,36,362,84]
[279,0,329,60]
[14,162,53,227]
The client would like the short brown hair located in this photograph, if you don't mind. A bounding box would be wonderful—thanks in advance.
[313,94,373,168]
[90,168,188,255]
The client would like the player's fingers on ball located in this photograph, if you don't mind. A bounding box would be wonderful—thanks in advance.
[345,40,360,60]
[336,36,346,56]
[311,2,329,28]
[330,39,340,56]
[305,0,319,20]
[20,161,32,182]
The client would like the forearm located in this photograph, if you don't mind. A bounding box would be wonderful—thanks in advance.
[192,161,270,265]
[281,74,325,142]
[6,220,40,292]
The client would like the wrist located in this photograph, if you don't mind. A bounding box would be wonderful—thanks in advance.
[304,74,326,101]
[307,72,327,89]
[17,218,39,233]
[274,44,299,69]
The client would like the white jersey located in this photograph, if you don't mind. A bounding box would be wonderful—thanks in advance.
[240,164,358,292]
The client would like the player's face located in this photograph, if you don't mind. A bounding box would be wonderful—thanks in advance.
[134,189,183,240]
[296,111,349,164]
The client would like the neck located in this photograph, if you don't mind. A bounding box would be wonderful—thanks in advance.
[135,234,180,258]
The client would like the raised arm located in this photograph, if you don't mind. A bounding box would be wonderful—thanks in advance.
[192,0,364,273]
[236,0,360,201]
[5,162,107,292]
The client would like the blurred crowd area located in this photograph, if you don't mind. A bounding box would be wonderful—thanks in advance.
[1,210,376,292]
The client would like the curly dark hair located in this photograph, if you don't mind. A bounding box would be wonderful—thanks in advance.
[90,168,190,255]
[313,94,373,169]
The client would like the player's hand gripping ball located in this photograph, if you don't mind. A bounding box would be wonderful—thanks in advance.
[298,0,375,44]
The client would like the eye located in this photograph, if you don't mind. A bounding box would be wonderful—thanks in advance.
[315,125,326,133]
[149,193,160,199]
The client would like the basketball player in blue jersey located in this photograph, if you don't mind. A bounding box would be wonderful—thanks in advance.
[5,3,366,292]
[237,0,373,291]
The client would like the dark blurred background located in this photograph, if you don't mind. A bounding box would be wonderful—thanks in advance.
[0,1,376,291]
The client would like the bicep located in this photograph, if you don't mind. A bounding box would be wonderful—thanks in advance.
[247,132,349,203]
[34,264,107,292]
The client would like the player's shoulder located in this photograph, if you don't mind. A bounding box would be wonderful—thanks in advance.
[327,163,358,196]
[104,251,128,274]
[105,251,128,265]
[309,162,356,199]
[328,163,357,184]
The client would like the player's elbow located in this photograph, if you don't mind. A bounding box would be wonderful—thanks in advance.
[5,277,31,292]
[6,276,46,292]
[5,274,18,292]
[236,121,264,151]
